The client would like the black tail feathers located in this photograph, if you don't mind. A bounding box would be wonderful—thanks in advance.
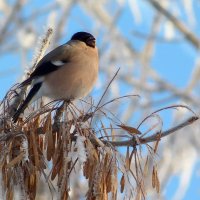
[12,82,42,123]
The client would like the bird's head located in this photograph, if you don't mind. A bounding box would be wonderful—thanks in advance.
[71,32,96,48]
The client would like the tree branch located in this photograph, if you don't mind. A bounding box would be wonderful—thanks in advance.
[0,115,198,148]
[147,0,200,49]
[103,116,198,147]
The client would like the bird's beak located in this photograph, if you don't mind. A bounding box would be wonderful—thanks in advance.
[87,37,96,48]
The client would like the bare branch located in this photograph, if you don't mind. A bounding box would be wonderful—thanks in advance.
[147,0,200,49]
[102,116,198,147]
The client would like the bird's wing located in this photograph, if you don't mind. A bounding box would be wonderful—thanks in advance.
[20,44,71,87]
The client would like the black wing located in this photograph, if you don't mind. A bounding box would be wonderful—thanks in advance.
[20,61,63,86]
[20,44,70,87]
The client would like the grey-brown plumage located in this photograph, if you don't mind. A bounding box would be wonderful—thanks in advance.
[13,32,98,123]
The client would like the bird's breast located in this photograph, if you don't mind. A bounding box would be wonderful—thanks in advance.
[41,51,98,100]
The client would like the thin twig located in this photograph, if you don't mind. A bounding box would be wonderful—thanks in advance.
[141,116,199,143]
[137,104,197,129]
[94,68,120,112]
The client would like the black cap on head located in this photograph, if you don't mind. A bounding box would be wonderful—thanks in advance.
[71,32,96,48]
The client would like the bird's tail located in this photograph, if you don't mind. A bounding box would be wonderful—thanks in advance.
[19,77,32,87]
[13,82,42,123]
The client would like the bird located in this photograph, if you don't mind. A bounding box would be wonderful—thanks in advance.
[12,31,98,123]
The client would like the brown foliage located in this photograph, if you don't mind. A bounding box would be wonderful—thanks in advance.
[0,87,198,200]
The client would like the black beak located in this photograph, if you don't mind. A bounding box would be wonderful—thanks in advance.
[86,37,96,48]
